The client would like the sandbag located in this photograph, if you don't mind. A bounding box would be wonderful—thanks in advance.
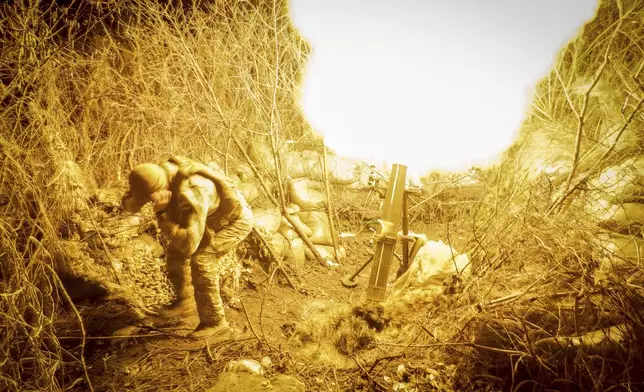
[239,182,260,205]
[590,158,644,202]
[252,208,282,235]
[608,203,644,225]
[585,199,644,223]
[291,179,326,211]
[233,163,255,182]
[284,151,312,180]
[390,239,470,298]
[269,232,289,260]
[280,205,313,238]
[297,210,333,246]
[268,233,305,268]
[230,173,242,187]
[326,155,360,185]
[284,238,305,269]
[589,202,644,235]
[596,234,643,262]
[304,244,344,265]
[247,142,274,171]
[284,149,360,185]
[594,234,643,284]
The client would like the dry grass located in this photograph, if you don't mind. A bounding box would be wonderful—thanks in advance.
[349,0,644,390]
[0,0,310,390]
[1,0,644,391]
[311,1,644,390]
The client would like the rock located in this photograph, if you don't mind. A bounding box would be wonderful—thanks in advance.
[206,373,305,392]
[226,359,264,375]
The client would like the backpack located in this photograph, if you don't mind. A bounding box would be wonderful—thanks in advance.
[167,156,248,230]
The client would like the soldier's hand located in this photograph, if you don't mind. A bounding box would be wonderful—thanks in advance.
[151,189,172,213]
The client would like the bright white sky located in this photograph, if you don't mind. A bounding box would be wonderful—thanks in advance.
[289,0,598,176]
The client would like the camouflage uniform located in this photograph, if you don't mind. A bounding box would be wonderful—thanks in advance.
[122,156,253,338]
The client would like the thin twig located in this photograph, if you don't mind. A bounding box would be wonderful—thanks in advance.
[547,93,644,214]
[350,354,387,390]
[227,132,327,266]
[239,299,262,344]
[320,139,341,261]
[560,7,623,205]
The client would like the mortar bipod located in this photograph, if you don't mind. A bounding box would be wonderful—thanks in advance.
[341,231,426,288]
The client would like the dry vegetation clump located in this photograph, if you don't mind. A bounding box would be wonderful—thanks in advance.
[285,0,644,389]
[0,0,312,390]
[364,0,644,390]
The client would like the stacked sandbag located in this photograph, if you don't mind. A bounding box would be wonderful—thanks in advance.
[275,205,309,268]
[283,149,365,265]
[254,143,369,188]
[585,157,644,283]
[279,205,313,238]
[296,205,344,266]
[585,158,644,236]
[251,205,310,269]
[285,149,361,186]
[297,210,333,246]
[211,159,263,207]
[594,232,643,285]
[247,141,384,266]
[252,208,282,235]
[290,178,326,211]
[238,182,260,205]
[588,157,644,203]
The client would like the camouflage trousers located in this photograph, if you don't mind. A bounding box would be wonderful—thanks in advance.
[166,211,253,325]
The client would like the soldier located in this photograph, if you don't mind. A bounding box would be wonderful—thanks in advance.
[122,156,253,339]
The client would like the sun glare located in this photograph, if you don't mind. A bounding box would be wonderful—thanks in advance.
[289,0,598,178]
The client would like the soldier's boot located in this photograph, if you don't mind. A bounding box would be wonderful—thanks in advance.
[157,298,196,319]
[187,253,229,340]
[158,254,197,319]
[187,319,230,340]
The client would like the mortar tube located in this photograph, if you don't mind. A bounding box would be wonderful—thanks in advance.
[397,192,410,278]
[365,163,407,303]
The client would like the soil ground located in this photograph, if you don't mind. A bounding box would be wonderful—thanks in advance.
[56,230,416,391]
[52,188,475,391]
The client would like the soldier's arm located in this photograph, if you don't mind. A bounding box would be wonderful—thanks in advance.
[208,207,253,256]
[157,176,215,256]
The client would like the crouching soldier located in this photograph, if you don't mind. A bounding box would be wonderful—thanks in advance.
[121,156,253,339]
